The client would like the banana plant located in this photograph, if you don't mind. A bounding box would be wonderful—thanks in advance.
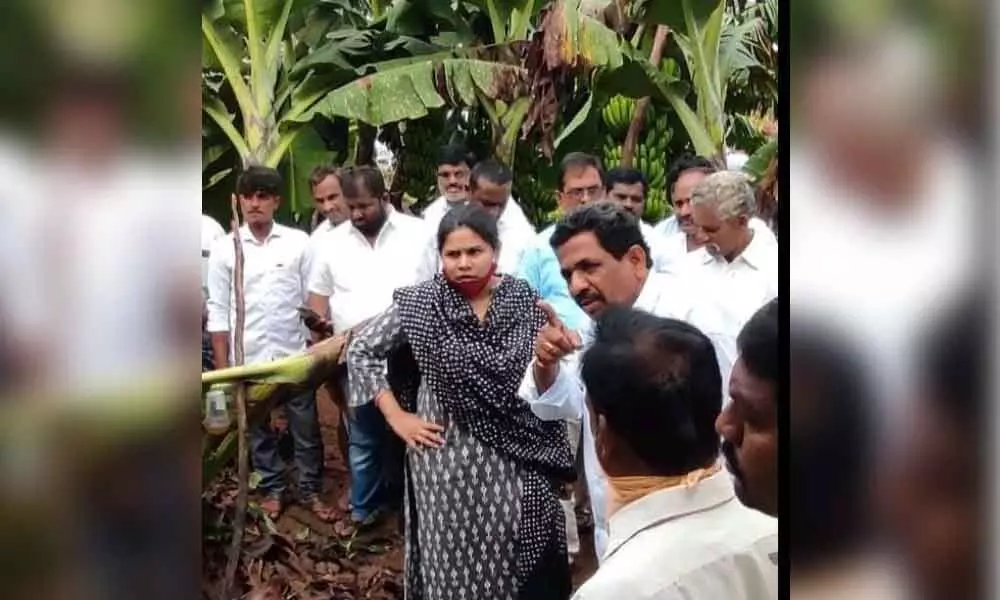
[631,0,770,162]
[289,0,624,167]
[201,0,444,218]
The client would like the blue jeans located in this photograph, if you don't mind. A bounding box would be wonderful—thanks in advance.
[250,390,323,497]
[348,402,387,520]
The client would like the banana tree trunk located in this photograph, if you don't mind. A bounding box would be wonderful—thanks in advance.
[621,26,670,168]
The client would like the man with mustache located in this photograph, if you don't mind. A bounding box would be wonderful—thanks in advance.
[307,166,434,527]
[686,171,778,333]
[425,158,537,275]
[654,156,776,274]
[308,164,350,237]
[419,145,534,279]
[716,299,778,518]
[519,202,734,560]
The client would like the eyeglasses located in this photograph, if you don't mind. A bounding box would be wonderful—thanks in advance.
[562,185,604,200]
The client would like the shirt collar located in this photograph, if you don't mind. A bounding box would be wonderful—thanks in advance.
[633,272,663,311]
[239,222,282,244]
[604,469,736,561]
[701,229,768,269]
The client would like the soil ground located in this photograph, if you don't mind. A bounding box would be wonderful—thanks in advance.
[204,389,597,598]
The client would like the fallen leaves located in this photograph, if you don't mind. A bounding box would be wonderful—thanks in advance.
[203,470,404,599]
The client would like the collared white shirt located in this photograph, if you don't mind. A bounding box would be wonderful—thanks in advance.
[571,471,778,600]
[303,218,339,286]
[653,214,680,237]
[311,219,336,239]
[654,217,777,274]
[420,196,537,275]
[308,210,434,333]
[518,273,736,560]
[419,195,461,233]
[680,227,778,335]
[206,223,311,366]
[639,219,668,271]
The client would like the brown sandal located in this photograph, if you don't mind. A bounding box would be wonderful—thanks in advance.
[302,495,337,522]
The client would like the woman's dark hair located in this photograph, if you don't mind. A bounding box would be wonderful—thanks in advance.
[236,165,283,197]
[437,204,500,252]
[550,202,652,268]
[788,318,874,573]
[581,306,723,475]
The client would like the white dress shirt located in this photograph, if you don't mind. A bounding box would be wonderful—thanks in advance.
[571,471,778,600]
[653,215,680,237]
[678,227,778,335]
[308,210,435,333]
[205,223,311,366]
[654,217,777,275]
[420,197,537,275]
[518,273,736,560]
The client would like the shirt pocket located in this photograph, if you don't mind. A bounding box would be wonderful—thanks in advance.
[268,250,305,291]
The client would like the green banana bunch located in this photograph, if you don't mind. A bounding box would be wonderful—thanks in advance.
[643,187,670,223]
[637,107,672,189]
[601,95,636,139]
[602,141,622,169]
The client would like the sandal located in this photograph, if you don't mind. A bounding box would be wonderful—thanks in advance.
[302,494,337,522]
[258,494,284,520]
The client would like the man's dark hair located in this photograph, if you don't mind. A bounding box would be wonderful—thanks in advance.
[236,165,283,197]
[666,155,716,198]
[469,159,513,190]
[437,144,476,168]
[605,167,647,195]
[737,298,779,385]
[559,152,605,191]
[437,204,500,252]
[550,202,652,268]
[582,306,723,474]
[308,164,340,189]
[340,165,386,199]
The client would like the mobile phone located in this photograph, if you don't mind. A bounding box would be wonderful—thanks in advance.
[297,306,333,336]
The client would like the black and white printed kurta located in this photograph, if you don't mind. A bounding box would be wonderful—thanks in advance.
[347,275,573,600]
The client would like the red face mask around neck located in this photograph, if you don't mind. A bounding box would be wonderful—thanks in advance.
[446,263,497,299]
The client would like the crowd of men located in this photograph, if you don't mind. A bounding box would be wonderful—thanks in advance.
[201,143,780,598]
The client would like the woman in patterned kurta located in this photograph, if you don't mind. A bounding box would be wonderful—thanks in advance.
[347,204,575,600]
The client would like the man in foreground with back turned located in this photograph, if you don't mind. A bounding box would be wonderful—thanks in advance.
[571,306,777,599]
[519,202,734,561]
